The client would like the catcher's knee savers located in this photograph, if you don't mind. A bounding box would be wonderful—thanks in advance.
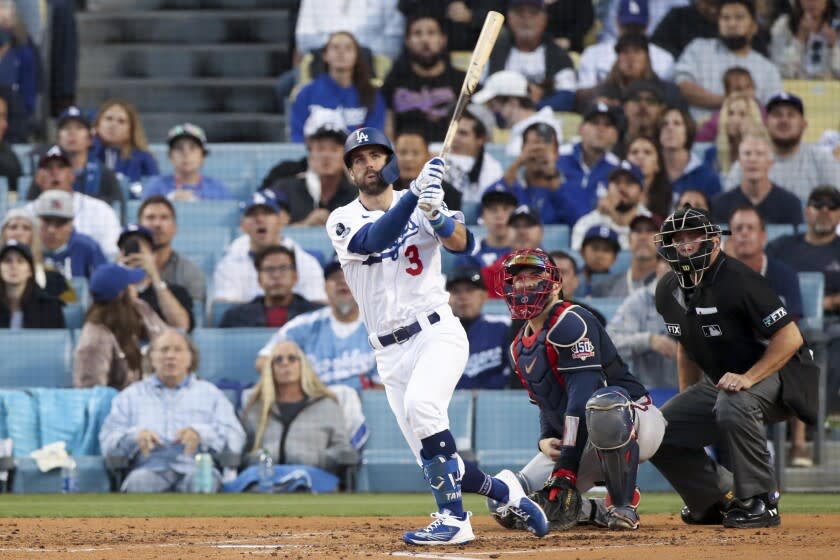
[422,454,463,506]
[585,386,640,510]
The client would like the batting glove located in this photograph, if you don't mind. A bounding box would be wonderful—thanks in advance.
[409,157,446,197]
[418,184,445,219]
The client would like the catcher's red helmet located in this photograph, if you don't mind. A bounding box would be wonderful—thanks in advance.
[497,248,562,320]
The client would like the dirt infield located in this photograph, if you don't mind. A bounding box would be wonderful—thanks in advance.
[1,515,838,559]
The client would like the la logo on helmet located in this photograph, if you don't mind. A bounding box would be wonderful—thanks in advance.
[356,130,369,142]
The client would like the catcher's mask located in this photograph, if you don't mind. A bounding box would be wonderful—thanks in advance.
[654,205,723,289]
[498,248,562,320]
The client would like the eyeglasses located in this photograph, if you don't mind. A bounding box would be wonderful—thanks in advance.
[260,265,294,275]
[809,200,839,211]
[272,354,300,365]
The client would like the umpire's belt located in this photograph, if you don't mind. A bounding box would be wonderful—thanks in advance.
[375,312,441,348]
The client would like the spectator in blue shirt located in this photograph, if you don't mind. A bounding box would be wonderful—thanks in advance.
[99,328,246,493]
[497,121,575,226]
[142,123,231,201]
[0,2,39,117]
[448,266,511,389]
[457,185,517,269]
[51,106,124,206]
[33,190,107,280]
[556,102,623,225]
[658,105,722,204]
[91,99,159,183]
[290,31,386,143]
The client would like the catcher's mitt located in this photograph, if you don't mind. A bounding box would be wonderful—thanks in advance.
[532,473,581,531]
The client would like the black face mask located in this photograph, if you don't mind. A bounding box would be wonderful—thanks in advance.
[720,35,749,51]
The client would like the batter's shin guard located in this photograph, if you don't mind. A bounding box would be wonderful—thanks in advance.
[422,454,464,514]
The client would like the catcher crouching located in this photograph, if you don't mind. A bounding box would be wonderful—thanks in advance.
[489,249,666,531]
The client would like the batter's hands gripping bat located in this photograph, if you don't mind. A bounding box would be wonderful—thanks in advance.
[418,10,505,212]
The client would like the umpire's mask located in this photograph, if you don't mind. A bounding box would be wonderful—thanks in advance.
[654,205,723,289]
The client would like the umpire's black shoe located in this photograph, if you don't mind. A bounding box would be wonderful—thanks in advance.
[722,493,781,529]
[680,493,737,525]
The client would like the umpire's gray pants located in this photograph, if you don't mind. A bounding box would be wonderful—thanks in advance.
[649,374,790,512]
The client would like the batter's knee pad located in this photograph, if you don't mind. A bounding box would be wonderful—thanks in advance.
[422,454,463,509]
[585,386,640,510]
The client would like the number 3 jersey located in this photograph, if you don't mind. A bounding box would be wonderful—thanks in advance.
[327,189,466,335]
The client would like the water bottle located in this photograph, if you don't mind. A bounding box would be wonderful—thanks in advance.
[257,448,274,494]
[61,452,77,494]
[193,452,215,494]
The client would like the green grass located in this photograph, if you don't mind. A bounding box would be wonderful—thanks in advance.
[0,493,838,518]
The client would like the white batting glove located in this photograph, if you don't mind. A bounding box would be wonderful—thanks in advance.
[409,157,446,197]
[418,184,445,219]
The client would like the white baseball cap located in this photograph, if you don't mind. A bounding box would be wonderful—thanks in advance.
[472,71,529,104]
[303,108,347,139]
[34,190,74,219]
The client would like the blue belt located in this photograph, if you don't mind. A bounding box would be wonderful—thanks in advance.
[378,312,441,347]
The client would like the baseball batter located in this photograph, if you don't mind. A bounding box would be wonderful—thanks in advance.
[490,248,666,531]
[327,128,548,545]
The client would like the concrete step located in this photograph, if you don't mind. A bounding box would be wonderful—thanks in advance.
[139,112,287,142]
[79,44,288,79]
[88,0,297,11]
[78,78,278,113]
[78,10,291,44]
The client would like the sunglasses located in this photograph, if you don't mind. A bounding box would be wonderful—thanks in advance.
[272,354,300,365]
[809,200,839,211]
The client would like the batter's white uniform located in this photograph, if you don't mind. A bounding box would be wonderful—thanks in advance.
[327,190,469,460]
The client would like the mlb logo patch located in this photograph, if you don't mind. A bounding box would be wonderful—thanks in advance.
[702,324,723,337]
[571,338,595,361]
[666,323,681,336]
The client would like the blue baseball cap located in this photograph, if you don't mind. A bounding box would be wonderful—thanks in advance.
[582,225,621,253]
[481,184,519,209]
[323,260,343,279]
[617,0,649,27]
[766,92,804,116]
[240,190,289,215]
[57,106,91,129]
[90,263,146,302]
[608,160,644,186]
[117,224,155,250]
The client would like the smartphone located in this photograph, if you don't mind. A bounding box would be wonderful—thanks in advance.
[123,238,141,255]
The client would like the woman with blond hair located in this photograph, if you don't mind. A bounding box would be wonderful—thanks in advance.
[240,340,357,474]
[91,99,159,182]
[714,91,765,174]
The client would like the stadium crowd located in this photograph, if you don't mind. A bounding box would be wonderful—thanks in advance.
[1,0,840,491]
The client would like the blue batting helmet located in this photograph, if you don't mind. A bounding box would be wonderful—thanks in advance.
[343,127,401,185]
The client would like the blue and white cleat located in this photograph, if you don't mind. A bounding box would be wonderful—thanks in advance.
[403,510,475,545]
[495,469,550,537]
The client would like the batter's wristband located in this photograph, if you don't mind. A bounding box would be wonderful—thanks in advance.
[430,213,456,237]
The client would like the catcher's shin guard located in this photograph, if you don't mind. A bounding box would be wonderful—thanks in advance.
[422,454,463,513]
[585,387,640,514]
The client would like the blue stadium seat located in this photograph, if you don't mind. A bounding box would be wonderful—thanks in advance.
[171,228,232,255]
[0,330,73,388]
[356,391,474,492]
[253,144,307,181]
[125,200,242,230]
[765,223,795,243]
[461,202,480,225]
[284,226,336,263]
[69,277,90,309]
[542,225,570,251]
[11,456,112,493]
[181,251,217,280]
[587,296,626,323]
[611,250,632,274]
[209,301,237,327]
[63,303,85,330]
[474,390,541,475]
[192,328,276,385]
[482,299,509,316]
[798,272,824,334]
[192,300,206,328]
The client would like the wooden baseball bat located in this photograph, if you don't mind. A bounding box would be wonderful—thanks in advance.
[418,10,505,212]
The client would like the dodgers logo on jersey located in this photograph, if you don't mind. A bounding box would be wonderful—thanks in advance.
[571,338,595,361]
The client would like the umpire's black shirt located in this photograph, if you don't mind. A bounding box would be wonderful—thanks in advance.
[655,253,797,384]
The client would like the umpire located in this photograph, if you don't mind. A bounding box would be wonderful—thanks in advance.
[650,206,818,529]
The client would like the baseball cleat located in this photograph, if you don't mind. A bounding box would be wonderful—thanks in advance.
[722,494,781,529]
[495,469,550,538]
[403,510,475,545]
[607,506,640,530]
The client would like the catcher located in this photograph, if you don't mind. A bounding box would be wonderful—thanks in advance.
[489,248,667,530]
